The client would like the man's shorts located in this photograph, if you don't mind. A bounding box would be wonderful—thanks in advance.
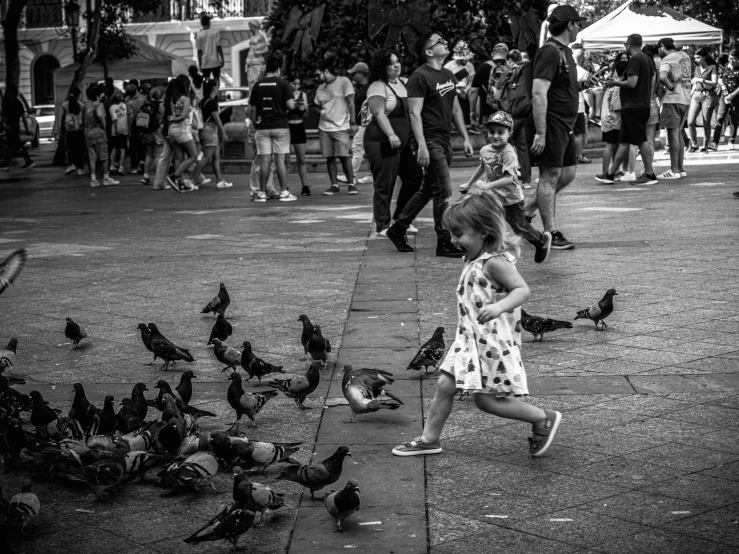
[619,107,650,145]
[526,117,577,168]
[319,129,351,158]
[255,128,290,155]
[602,129,620,144]
[574,113,587,135]
[660,103,688,130]
[87,140,108,162]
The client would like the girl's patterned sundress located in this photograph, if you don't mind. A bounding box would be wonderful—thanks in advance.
[439,251,528,396]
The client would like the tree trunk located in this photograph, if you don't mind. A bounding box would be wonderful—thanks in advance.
[3,0,31,91]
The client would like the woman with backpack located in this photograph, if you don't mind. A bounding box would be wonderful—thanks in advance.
[191,79,231,188]
[61,85,86,175]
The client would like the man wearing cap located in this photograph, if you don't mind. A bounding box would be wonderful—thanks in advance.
[196,15,224,81]
[314,60,357,195]
[386,31,474,258]
[526,5,592,250]
[469,46,508,132]
[346,62,373,188]
[657,37,692,179]
[601,34,659,185]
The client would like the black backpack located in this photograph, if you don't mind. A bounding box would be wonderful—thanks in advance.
[135,100,160,133]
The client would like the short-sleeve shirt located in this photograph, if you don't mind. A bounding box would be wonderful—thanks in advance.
[600,86,621,133]
[248,75,293,130]
[660,51,692,105]
[407,64,458,143]
[721,67,739,106]
[196,28,221,69]
[693,64,717,93]
[444,60,475,90]
[532,39,578,128]
[366,80,407,114]
[471,62,494,117]
[314,76,354,132]
[200,97,220,122]
[479,143,524,206]
[109,102,128,135]
[621,52,653,109]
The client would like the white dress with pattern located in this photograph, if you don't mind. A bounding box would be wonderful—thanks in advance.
[439,251,528,396]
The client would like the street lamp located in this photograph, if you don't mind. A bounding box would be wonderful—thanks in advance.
[64,1,81,61]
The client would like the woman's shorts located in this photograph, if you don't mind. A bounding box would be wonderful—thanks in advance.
[602,129,620,144]
[110,134,128,150]
[288,122,307,145]
[200,122,219,147]
[168,123,193,144]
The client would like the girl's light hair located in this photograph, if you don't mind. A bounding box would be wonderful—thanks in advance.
[443,190,521,258]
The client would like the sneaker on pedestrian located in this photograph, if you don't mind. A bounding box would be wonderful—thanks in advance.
[181,178,198,192]
[658,170,681,180]
[632,173,658,185]
[109,165,118,175]
[577,156,592,164]
[153,184,165,190]
[102,175,119,186]
[392,436,442,456]
[436,237,464,258]
[357,175,373,184]
[253,191,267,202]
[65,164,76,175]
[166,174,179,191]
[729,142,736,150]
[301,186,311,196]
[118,167,127,176]
[140,177,152,186]
[679,170,687,178]
[279,191,297,202]
[131,168,139,175]
[376,229,388,237]
[617,171,636,182]
[195,176,212,186]
[76,169,86,176]
[323,184,340,196]
[216,180,233,189]
[614,170,625,179]
[406,224,419,234]
[595,173,615,184]
[90,179,100,188]
[706,143,718,152]
[386,224,414,253]
[529,410,562,457]
[550,230,575,250]
[534,231,552,264]
[347,184,358,195]
[21,161,36,170]
[336,173,348,183]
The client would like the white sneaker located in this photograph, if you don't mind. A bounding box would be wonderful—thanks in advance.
[658,170,681,180]
[279,191,297,202]
[197,177,212,186]
[407,224,419,234]
[90,179,100,187]
[102,176,119,186]
[253,191,267,202]
[65,165,76,175]
[617,171,637,182]
[216,180,233,189]
[181,178,198,191]
[370,229,388,239]
[77,169,86,176]
[729,143,736,150]
[679,170,687,178]
[357,175,373,184]
[336,173,348,183]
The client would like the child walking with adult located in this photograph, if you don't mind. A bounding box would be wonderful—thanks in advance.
[393,191,562,458]
[460,112,552,264]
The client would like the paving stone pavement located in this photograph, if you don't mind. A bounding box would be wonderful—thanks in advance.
[1,146,738,553]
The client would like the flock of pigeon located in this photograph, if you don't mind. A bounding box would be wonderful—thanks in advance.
[0,242,619,550]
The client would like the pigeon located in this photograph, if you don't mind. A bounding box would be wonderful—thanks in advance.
[148,323,194,369]
[213,338,242,372]
[277,446,351,500]
[7,484,40,534]
[342,365,403,423]
[130,382,149,420]
[233,466,285,524]
[64,317,87,349]
[117,398,145,433]
[520,309,573,341]
[209,431,301,473]
[307,324,331,364]
[0,338,18,371]
[201,282,230,317]
[98,395,117,435]
[297,314,314,358]
[575,289,618,330]
[240,340,284,386]
[156,417,184,454]
[137,323,157,364]
[208,313,232,345]
[71,382,100,433]
[158,451,219,492]
[152,379,216,418]
[0,248,26,295]
[407,326,446,373]
[29,390,58,431]
[227,372,278,433]
[175,369,196,405]
[326,480,361,532]
[267,361,321,409]
[184,504,255,549]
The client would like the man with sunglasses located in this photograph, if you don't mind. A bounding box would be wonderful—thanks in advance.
[386,31,474,258]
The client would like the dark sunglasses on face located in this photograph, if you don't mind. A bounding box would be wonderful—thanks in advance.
[426,37,446,50]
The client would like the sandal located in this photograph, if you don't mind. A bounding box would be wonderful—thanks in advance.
[528,410,562,457]
[392,436,442,457]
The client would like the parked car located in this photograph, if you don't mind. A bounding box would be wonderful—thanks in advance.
[0,87,40,147]
[33,104,55,140]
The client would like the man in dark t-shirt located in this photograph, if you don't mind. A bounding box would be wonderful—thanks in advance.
[248,55,295,201]
[386,30,474,258]
[602,34,658,185]
[526,5,588,251]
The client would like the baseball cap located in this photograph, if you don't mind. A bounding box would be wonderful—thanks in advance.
[494,42,510,52]
[492,47,507,61]
[657,37,675,49]
[486,111,513,131]
[548,5,586,23]
[347,62,369,74]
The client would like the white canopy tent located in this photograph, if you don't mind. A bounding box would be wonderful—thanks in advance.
[577,0,723,51]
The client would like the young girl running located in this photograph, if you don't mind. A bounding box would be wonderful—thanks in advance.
[393,191,562,458]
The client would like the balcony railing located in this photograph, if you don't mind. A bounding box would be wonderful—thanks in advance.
[23,0,64,29]
[131,0,272,23]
